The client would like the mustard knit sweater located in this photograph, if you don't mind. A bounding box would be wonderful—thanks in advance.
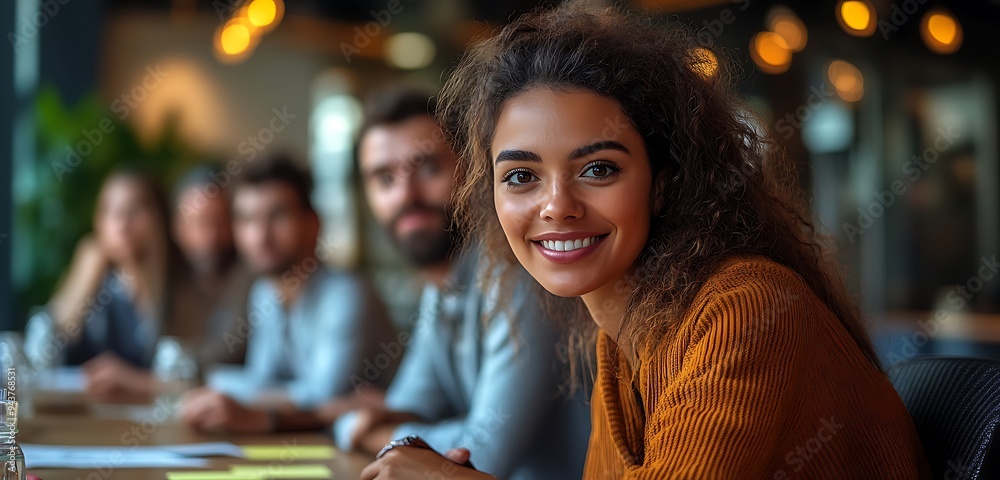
[582,257,931,479]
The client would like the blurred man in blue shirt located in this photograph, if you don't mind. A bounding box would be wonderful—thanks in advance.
[334,88,590,480]
[180,155,397,432]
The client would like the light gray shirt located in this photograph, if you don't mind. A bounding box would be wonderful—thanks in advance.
[334,253,591,480]
[209,266,397,407]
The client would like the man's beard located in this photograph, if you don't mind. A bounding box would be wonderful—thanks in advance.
[389,203,456,268]
[186,247,236,277]
[249,247,300,278]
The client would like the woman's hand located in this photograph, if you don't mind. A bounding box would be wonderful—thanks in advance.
[359,446,495,480]
[49,235,109,331]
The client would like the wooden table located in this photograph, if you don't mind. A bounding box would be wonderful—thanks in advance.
[21,413,371,479]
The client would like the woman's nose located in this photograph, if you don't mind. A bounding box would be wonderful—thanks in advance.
[539,179,584,222]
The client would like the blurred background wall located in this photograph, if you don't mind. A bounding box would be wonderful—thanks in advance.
[3,0,1000,362]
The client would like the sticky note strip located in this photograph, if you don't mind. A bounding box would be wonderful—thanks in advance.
[230,464,333,479]
[166,465,334,480]
[241,445,336,461]
[165,472,261,480]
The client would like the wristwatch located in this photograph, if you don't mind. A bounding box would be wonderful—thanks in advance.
[376,435,424,458]
[376,435,477,469]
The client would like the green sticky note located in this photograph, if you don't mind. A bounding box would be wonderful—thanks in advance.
[230,464,333,479]
[241,445,336,461]
[165,472,262,480]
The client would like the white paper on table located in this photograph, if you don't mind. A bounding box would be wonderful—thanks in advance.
[160,442,245,457]
[21,442,244,469]
[22,448,210,468]
[32,366,86,392]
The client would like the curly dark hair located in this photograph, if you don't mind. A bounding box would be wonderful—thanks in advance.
[438,0,880,382]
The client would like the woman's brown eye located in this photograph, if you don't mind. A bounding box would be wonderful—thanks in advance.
[516,172,532,183]
[584,165,609,177]
[582,163,620,179]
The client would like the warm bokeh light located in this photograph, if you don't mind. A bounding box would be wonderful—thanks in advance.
[828,59,864,102]
[247,0,276,27]
[689,47,719,79]
[841,1,870,30]
[767,6,808,52]
[837,0,877,37]
[384,32,436,70]
[213,17,259,64]
[927,14,957,43]
[750,32,792,75]
[212,0,282,63]
[246,0,284,30]
[220,22,251,55]
[921,9,963,54]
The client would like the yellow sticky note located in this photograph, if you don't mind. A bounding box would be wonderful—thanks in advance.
[230,464,333,479]
[165,472,262,480]
[241,445,336,461]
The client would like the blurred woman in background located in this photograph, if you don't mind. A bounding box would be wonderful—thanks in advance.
[47,169,184,401]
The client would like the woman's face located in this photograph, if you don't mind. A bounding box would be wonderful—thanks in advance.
[95,177,161,264]
[492,87,653,298]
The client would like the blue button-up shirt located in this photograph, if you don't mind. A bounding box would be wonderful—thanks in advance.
[210,266,397,407]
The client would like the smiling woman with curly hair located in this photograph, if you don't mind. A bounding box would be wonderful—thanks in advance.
[360,1,931,479]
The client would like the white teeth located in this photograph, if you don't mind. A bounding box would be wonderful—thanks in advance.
[539,236,601,252]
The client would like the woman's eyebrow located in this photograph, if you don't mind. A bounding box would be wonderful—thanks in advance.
[494,141,630,165]
[495,149,542,165]
[568,141,630,161]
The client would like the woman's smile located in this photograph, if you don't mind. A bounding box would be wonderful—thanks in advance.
[531,232,609,263]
